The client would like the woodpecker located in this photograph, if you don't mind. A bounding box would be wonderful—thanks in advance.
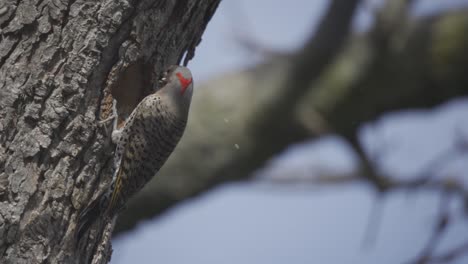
[77,65,194,240]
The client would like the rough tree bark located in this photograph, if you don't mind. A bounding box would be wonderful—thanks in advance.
[0,0,219,263]
[115,2,468,234]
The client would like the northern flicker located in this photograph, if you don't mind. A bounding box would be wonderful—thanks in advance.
[77,65,193,240]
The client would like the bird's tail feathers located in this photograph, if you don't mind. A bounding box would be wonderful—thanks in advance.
[76,194,108,242]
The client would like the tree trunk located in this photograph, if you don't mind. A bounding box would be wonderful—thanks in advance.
[0,0,219,263]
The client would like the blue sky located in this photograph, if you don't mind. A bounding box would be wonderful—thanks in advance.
[111,1,468,263]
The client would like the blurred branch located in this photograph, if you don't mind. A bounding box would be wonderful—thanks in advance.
[266,167,468,202]
[424,240,468,264]
[346,133,392,191]
[339,0,415,191]
[309,0,468,196]
[252,0,361,147]
[265,155,468,262]
[227,1,284,58]
[406,192,450,264]
[361,197,384,249]
[265,170,359,186]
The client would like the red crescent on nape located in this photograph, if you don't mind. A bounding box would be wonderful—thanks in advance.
[176,72,192,95]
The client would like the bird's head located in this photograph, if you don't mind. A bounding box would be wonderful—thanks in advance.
[158,65,194,111]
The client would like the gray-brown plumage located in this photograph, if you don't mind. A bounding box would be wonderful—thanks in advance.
[77,65,193,240]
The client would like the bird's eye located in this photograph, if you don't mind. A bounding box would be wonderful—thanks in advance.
[158,70,169,86]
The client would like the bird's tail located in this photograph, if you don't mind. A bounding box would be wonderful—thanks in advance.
[76,194,107,242]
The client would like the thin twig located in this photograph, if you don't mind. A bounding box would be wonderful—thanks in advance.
[426,240,468,264]
[361,194,385,249]
[405,192,451,264]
